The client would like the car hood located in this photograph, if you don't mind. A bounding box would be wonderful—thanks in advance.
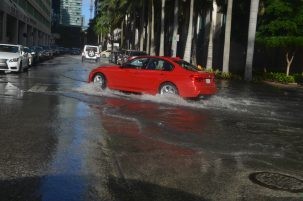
[0,52,20,59]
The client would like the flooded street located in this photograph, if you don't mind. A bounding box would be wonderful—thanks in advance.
[0,55,302,200]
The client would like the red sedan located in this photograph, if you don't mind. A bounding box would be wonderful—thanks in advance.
[88,56,217,98]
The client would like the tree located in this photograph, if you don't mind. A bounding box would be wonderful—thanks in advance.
[222,0,233,73]
[171,0,179,57]
[244,0,260,81]
[256,0,303,76]
[206,0,218,69]
[159,0,166,56]
[150,0,156,55]
[183,0,194,62]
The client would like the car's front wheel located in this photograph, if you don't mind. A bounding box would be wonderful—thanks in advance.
[159,83,179,95]
[93,73,106,89]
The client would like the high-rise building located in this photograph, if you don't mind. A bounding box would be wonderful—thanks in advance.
[60,0,82,26]
[0,0,52,45]
[94,0,101,17]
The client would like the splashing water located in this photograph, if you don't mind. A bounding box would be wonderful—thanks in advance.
[73,83,273,113]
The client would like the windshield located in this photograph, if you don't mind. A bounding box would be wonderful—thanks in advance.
[176,60,201,72]
[0,45,19,53]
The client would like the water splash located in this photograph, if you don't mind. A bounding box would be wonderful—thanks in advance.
[74,83,273,113]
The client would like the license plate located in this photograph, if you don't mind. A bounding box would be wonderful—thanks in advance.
[205,79,211,84]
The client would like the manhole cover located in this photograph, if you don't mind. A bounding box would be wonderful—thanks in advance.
[249,172,303,193]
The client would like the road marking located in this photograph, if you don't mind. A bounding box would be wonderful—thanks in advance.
[0,78,24,98]
[28,84,48,93]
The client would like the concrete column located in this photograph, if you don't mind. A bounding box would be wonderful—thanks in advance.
[6,17,19,44]
[1,12,7,43]
[27,25,32,46]
[18,21,27,46]
[34,29,38,46]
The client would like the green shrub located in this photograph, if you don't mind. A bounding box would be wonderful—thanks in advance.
[264,72,295,84]
[293,73,303,84]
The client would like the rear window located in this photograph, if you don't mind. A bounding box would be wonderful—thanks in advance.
[176,60,200,72]
[85,47,98,52]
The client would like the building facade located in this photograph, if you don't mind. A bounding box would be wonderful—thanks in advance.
[94,0,101,17]
[60,0,82,26]
[0,0,52,46]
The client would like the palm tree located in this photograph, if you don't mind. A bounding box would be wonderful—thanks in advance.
[206,0,218,69]
[159,0,166,56]
[171,0,179,57]
[150,0,156,55]
[244,0,260,81]
[222,0,233,73]
[183,0,194,62]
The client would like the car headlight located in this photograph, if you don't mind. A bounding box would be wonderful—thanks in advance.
[9,58,19,62]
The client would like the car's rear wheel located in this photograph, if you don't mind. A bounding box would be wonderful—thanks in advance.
[159,83,178,95]
[93,73,106,89]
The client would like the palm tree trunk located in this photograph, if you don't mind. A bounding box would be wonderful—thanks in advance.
[222,0,233,73]
[206,0,218,69]
[121,19,124,49]
[159,0,166,56]
[244,0,260,81]
[146,11,151,53]
[183,0,194,62]
[171,0,179,57]
[139,3,146,51]
[150,0,156,55]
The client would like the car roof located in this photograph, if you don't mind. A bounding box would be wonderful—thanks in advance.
[0,44,21,47]
[85,45,98,48]
[130,55,181,61]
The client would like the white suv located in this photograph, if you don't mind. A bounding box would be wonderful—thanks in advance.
[82,45,100,62]
[0,44,29,73]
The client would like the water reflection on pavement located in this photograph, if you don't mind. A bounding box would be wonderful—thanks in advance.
[0,56,302,200]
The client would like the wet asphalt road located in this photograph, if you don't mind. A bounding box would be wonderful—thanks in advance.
[0,55,303,201]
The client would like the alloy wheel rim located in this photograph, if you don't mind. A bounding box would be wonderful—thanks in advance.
[160,85,177,95]
[93,75,104,87]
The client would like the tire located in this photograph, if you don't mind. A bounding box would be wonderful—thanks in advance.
[93,73,106,89]
[102,54,106,58]
[159,83,179,95]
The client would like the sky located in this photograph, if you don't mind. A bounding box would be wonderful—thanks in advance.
[82,0,93,26]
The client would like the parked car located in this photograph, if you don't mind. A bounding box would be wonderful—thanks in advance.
[71,48,81,55]
[24,47,33,66]
[88,56,217,98]
[82,45,100,62]
[109,50,122,64]
[117,50,148,64]
[100,50,111,58]
[32,46,44,62]
[0,44,29,73]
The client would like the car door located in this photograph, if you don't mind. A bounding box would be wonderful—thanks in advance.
[134,58,174,94]
[118,57,149,92]
[20,47,28,67]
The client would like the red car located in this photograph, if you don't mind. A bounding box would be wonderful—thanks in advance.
[88,56,217,98]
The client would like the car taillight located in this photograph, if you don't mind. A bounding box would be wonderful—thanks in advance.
[190,75,203,82]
